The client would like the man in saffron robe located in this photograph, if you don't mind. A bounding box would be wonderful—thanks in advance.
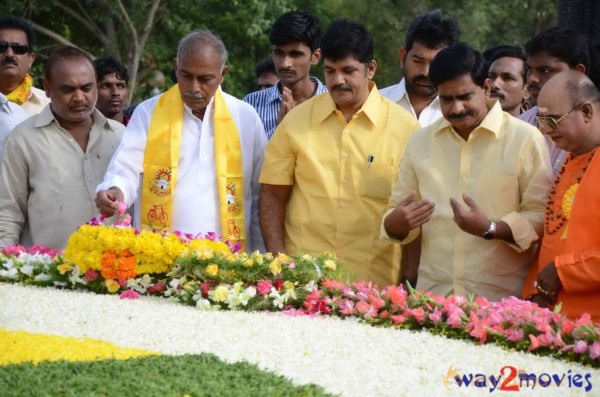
[523,70,600,321]
[96,30,266,252]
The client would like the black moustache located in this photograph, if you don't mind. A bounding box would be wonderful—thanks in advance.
[332,85,352,91]
[1,57,18,66]
[490,90,505,100]
[448,113,470,119]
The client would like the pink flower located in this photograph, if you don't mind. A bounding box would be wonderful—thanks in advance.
[119,290,140,299]
[407,307,426,324]
[117,278,128,286]
[205,232,218,241]
[589,342,600,359]
[115,213,132,227]
[27,244,58,257]
[528,334,540,351]
[356,301,378,319]
[229,242,242,253]
[322,279,344,291]
[391,314,408,325]
[429,308,443,324]
[288,262,296,270]
[339,299,355,316]
[257,280,273,296]
[506,328,524,343]
[573,340,589,354]
[385,285,407,306]
[2,245,26,256]
[85,268,99,282]
[116,200,127,214]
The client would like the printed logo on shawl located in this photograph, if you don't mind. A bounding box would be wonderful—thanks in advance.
[149,168,172,197]
[226,182,241,213]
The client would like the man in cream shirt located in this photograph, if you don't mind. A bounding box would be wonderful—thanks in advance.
[96,30,266,252]
[383,44,552,301]
[380,10,460,127]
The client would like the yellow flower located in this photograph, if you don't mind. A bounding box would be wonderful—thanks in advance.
[562,183,579,220]
[183,281,197,292]
[269,259,282,276]
[243,259,254,268]
[206,264,219,276]
[283,281,296,291]
[57,263,73,275]
[251,251,264,265]
[212,286,229,302]
[276,253,291,264]
[324,259,337,271]
[105,279,120,293]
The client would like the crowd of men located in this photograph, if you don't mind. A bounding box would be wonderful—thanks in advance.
[1,11,599,321]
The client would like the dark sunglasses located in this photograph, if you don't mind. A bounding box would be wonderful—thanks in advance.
[0,41,31,55]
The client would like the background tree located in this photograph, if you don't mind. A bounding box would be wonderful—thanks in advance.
[2,0,558,102]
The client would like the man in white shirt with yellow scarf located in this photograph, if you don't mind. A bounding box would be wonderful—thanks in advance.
[96,30,266,252]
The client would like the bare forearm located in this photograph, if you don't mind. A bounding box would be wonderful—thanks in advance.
[259,184,291,254]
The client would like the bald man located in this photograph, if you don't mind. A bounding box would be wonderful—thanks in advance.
[522,70,600,321]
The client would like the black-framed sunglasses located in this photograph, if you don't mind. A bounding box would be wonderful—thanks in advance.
[0,41,31,55]
[535,102,583,134]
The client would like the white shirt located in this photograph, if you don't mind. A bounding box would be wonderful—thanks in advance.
[22,86,51,116]
[98,87,267,252]
[0,92,28,166]
[379,78,442,127]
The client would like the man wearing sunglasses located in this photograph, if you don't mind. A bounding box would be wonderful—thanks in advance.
[522,70,600,321]
[0,16,49,116]
[519,27,589,176]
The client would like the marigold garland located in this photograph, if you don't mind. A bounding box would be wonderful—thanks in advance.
[64,225,231,275]
[100,250,137,280]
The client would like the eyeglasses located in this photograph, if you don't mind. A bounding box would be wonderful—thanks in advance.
[536,102,583,134]
[0,41,31,55]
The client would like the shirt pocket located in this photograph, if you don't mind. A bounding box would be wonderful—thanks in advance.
[361,161,396,201]
[482,174,519,218]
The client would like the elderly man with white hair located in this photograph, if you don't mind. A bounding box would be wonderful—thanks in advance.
[96,30,266,252]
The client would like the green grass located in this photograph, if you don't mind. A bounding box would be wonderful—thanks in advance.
[0,353,336,397]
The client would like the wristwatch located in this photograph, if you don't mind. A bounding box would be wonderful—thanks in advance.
[483,221,496,240]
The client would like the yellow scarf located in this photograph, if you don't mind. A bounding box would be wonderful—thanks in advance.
[6,74,32,105]
[141,85,246,249]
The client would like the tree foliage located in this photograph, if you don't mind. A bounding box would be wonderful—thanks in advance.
[1,0,558,102]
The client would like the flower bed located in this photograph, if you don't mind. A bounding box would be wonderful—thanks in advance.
[1,284,599,396]
[1,223,599,367]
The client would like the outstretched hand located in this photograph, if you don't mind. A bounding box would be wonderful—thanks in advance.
[384,192,435,239]
[95,187,125,217]
[449,193,490,236]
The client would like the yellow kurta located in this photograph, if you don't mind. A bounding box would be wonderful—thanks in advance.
[383,100,552,301]
[260,84,420,287]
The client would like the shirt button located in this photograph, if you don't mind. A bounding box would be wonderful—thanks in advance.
[342,178,348,184]
[344,130,351,135]
[342,153,349,158]
[340,203,347,208]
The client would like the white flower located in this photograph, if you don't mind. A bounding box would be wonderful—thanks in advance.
[19,265,35,277]
[127,274,153,293]
[304,280,317,292]
[33,274,52,282]
[0,267,19,280]
[195,298,213,311]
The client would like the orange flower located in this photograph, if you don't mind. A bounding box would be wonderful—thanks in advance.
[100,250,137,280]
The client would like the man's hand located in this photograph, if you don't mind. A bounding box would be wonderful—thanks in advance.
[449,193,490,237]
[95,187,124,217]
[276,87,294,125]
[528,293,550,309]
[384,192,435,240]
[535,261,561,304]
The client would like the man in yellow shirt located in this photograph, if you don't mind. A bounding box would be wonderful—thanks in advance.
[382,43,552,301]
[259,19,420,287]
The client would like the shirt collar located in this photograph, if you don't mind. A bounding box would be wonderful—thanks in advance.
[35,104,117,131]
[315,81,381,125]
[436,99,503,138]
